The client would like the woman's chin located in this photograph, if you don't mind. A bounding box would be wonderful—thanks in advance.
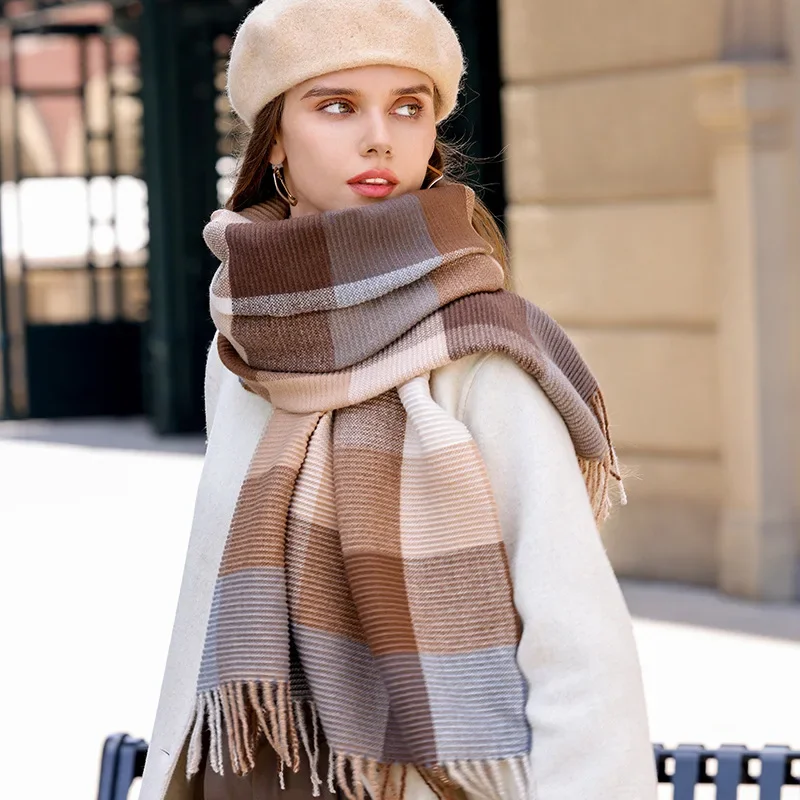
[291,185,418,215]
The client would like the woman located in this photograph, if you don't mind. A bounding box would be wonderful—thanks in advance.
[139,1,657,799]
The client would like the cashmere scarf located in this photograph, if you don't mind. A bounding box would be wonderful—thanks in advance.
[187,183,622,799]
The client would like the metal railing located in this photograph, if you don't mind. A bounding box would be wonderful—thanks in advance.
[654,743,800,797]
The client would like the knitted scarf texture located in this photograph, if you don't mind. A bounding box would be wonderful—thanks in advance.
[187,183,622,799]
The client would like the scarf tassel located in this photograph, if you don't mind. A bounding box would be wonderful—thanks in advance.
[583,391,627,525]
[186,680,300,779]
[186,682,531,800]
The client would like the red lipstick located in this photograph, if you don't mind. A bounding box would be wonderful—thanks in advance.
[347,169,399,199]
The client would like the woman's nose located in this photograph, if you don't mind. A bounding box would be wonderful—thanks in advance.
[360,111,393,157]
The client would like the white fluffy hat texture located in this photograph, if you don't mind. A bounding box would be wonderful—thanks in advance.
[227,0,465,128]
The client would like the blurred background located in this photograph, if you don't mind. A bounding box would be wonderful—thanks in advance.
[1,0,800,797]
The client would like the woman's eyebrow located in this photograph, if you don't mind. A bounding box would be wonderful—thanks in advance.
[300,84,434,100]
[393,84,433,98]
[301,86,361,99]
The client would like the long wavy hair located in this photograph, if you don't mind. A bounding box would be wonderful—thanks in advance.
[225,94,510,283]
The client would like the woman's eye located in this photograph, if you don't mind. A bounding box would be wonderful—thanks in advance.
[395,103,423,118]
[320,101,353,115]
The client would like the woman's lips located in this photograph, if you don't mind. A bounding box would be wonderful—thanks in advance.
[347,169,399,199]
[348,181,397,198]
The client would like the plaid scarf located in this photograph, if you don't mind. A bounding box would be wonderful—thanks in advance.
[187,184,622,799]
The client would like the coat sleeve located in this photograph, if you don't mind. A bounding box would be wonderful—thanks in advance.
[204,333,223,438]
[460,353,657,800]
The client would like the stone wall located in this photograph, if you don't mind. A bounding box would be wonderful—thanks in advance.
[499,0,800,598]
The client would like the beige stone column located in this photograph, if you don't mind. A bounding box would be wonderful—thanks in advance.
[694,63,800,600]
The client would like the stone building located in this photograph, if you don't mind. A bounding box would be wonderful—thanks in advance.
[500,0,800,601]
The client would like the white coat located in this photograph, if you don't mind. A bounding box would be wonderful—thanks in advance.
[139,338,658,800]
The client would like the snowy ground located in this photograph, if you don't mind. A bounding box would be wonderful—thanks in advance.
[2,419,799,799]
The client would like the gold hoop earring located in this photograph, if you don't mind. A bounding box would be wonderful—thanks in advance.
[272,162,298,206]
[425,164,444,189]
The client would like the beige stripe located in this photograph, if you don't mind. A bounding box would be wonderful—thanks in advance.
[220,411,321,574]
[399,443,502,558]
[398,376,502,557]
[288,413,337,530]
[346,321,450,408]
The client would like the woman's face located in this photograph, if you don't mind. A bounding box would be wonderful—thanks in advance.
[271,65,438,217]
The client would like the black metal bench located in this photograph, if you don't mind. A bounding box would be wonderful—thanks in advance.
[98,734,800,799]
[98,733,148,800]
[654,743,800,797]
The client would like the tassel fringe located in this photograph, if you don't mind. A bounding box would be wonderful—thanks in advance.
[186,682,531,799]
[584,391,626,525]
[187,681,297,780]
[294,700,322,796]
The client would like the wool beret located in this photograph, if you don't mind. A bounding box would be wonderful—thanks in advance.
[227,0,465,129]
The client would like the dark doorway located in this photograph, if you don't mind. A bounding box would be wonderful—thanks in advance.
[0,4,147,419]
[439,0,506,225]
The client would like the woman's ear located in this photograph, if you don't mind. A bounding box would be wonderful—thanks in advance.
[270,137,287,166]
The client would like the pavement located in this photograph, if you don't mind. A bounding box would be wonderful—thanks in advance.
[2,418,799,799]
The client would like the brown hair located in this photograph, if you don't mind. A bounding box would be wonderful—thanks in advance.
[226,96,509,282]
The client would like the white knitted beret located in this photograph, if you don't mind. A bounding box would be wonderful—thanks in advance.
[227,0,465,129]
